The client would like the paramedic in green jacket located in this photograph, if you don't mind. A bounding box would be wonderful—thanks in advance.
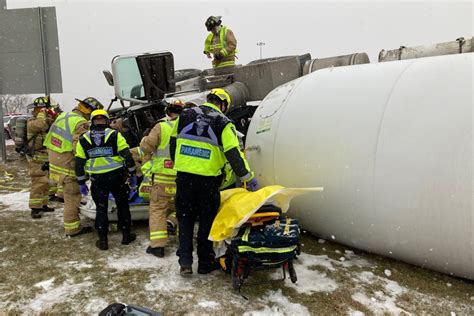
[75,110,137,251]
[170,88,259,276]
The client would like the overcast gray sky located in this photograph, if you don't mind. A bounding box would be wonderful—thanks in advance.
[6,0,473,110]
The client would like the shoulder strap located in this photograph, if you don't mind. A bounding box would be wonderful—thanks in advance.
[26,134,39,144]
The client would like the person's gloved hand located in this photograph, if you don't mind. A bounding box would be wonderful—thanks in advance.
[246,178,259,192]
[46,108,57,118]
[214,51,223,60]
[128,175,137,190]
[79,183,89,196]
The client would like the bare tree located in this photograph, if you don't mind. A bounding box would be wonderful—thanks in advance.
[0,94,32,114]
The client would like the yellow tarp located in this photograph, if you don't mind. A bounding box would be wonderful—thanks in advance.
[209,185,323,242]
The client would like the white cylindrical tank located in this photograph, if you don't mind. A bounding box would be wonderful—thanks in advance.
[246,53,473,280]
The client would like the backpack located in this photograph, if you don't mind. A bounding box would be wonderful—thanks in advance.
[14,117,37,156]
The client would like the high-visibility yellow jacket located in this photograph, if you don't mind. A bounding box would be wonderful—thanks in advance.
[204,25,237,68]
[75,128,136,182]
[170,102,253,181]
[44,109,89,180]
[44,110,88,153]
[140,118,177,185]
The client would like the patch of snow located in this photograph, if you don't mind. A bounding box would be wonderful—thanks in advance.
[197,300,220,309]
[61,261,94,270]
[357,271,376,284]
[450,312,456,316]
[352,273,407,315]
[244,289,310,316]
[385,280,404,296]
[335,250,341,254]
[84,298,109,314]
[146,270,194,293]
[339,252,373,269]
[352,291,407,315]
[273,253,338,293]
[108,250,163,271]
[0,247,7,252]
[384,269,392,277]
[446,283,452,287]
[347,309,365,316]
[75,263,94,269]
[339,257,346,262]
[109,245,198,293]
[0,191,29,211]
[34,278,55,291]
[28,281,93,312]
[318,238,326,244]
[300,253,336,272]
[344,250,354,255]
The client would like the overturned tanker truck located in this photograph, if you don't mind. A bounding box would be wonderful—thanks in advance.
[81,37,473,280]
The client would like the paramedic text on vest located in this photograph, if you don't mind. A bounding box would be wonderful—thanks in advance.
[75,110,137,251]
[139,99,186,258]
[170,88,259,276]
[44,97,102,237]
[203,16,237,68]
[27,97,56,219]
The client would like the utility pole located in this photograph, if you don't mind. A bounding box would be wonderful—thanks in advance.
[38,7,50,97]
[256,42,265,59]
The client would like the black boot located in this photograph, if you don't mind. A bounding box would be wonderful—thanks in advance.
[96,232,108,250]
[30,208,42,219]
[95,239,108,250]
[197,260,220,274]
[49,195,64,203]
[42,205,55,212]
[180,265,193,276]
[146,246,164,258]
[121,231,136,245]
[69,226,93,237]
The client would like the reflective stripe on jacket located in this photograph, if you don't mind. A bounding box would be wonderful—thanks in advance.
[150,120,176,184]
[75,128,128,175]
[44,112,87,153]
[172,103,233,176]
[204,26,236,68]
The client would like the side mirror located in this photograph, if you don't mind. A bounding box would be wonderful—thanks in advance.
[103,70,114,86]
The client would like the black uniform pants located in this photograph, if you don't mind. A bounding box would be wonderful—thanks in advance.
[90,169,131,238]
[175,172,221,268]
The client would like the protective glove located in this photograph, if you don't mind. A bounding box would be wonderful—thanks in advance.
[246,178,259,192]
[128,175,138,190]
[79,183,89,196]
[46,108,57,118]
[214,51,223,60]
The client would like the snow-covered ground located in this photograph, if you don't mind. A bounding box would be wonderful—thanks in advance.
[0,190,473,315]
